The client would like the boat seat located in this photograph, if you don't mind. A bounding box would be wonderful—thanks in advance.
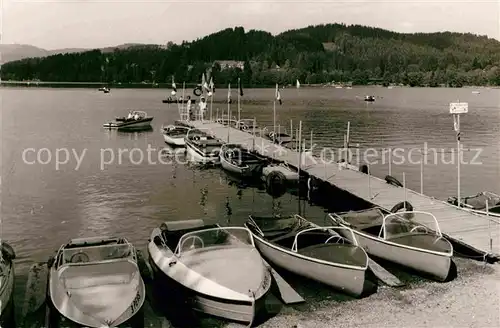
[298,244,366,267]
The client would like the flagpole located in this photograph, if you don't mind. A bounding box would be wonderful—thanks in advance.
[238,77,241,124]
[227,83,231,143]
[210,95,213,122]
[182,82,186,121]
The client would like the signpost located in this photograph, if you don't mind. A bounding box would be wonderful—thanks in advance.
[449,101,468,207]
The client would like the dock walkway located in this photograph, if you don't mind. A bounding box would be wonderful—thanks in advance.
[187,121,500,257]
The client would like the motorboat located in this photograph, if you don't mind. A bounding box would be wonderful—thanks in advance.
[216,115,237,127]
[235,119,259,133]
[364,95,375,102]
[245,215,375,297]
[264,130,293,145]
[162,125,190,146]
[46,236,145,328]
[185,129,223,163]
[98,86,110,93]
[103,111,153,130]
[329,208,456,281]
[162,97,196,104]
[447,191,500,217]
[219,144,268,178]
[0,241,16,327]
[148,219,272,325]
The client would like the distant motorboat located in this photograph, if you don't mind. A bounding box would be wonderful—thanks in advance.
[162,125,190,146]
[235,119,259,132]
[46,236,145,327]
[185,129,223,163]
[103,111,153,130]
[472,90,480,94]
[219,144,268,178]
[364,95,375,102]
[162,97,196,104]
[98,86,110,93]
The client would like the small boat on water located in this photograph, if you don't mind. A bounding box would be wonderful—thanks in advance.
[98,86,110,93]
[0,241,16,327]
[103,110,153,130]
[235,119,259,132]
[148,219,272,325]
[46,236,145,327]
[162,97,196,104]
[162,125,190,146]
[329,208,456,281]
[263,129,293,145]
[447,191,500,216]
[185,129,224,163]
[364,95,375,102]
[245,215,375,297]
[219,144,268,178]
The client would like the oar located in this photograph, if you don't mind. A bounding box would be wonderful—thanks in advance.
[262,258,305,304]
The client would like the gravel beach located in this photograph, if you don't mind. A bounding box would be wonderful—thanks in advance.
[247,258,500,328]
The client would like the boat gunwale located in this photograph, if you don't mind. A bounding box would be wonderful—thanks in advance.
[245,217,368,271]
[328,210,454,257]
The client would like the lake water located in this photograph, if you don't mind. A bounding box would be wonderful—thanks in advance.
[2,86,499,323]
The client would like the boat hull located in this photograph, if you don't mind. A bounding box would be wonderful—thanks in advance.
[48,260,146,327]
[0,262,15,327]
[220,154,264,177]
[185,142,220,164]
[163,134,186,146]
[148,255,266,324]
[340,229,453,281]
[251,235,369,297]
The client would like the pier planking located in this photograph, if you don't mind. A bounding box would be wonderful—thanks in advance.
[187,120,500,257]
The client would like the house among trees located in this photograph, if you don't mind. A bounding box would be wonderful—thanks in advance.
[213,60,245,71]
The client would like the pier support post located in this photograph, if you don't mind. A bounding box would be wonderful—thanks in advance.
[486,200,492,252]
[420,150,424,195]
[403,172,407,210]
[367,164,372,199]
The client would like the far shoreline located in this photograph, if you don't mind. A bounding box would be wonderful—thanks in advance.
[0,80,497,89]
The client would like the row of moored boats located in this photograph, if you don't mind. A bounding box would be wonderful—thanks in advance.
[1,206,459,327]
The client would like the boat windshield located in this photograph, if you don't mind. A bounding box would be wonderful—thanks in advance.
[175,227,254,257]
[381,211,441,240]
[62,243,133,264]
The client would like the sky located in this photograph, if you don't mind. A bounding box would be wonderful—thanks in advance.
[2,0,499,50]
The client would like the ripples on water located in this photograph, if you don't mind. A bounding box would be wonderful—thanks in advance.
[2,87,499,274]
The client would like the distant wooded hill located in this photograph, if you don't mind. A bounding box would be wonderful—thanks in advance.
[2,24,500,87]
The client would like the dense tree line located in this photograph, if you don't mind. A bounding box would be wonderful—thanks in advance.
[2,24,500,87]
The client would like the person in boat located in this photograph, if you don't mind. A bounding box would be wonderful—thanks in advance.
[199,96,207,121]
[134,112,140,120]
[127,111,133,120]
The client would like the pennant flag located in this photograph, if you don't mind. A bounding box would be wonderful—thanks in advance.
[209,77,215,93]
[208,77,215,97]
[227,83,232,104]
[101,65,105,72]
[171,76,177,94]
[202,73,210,93]
[105,57,109,63]
[276,83,282,105]
[238,78,243,97]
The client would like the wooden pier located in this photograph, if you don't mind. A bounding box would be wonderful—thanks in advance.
[186,120,500,259]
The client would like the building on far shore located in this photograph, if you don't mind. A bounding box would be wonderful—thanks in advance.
[213,60,245,70]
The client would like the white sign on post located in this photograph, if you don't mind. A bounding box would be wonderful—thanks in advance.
[449,102,468,114]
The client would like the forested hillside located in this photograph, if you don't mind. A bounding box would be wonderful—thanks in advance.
[2,24,500,86]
